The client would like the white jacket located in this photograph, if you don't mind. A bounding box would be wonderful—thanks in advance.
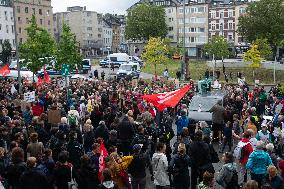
[152,152,170,186]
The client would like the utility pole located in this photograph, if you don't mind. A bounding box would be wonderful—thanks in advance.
[11,0,22,94]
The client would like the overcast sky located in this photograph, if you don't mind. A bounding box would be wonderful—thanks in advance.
[51,0,139,14]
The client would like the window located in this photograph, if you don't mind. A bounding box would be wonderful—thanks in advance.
[198,27,205,32]
[190,27,195,32]
[198,7,205,13]
[211,23,216,30]
[185,8,190,14]
[228,22,233,30]
[47,10,50,16]
[87,27,92,31]
[168,35,174,39]
[6,25,9,33]
[32,8,35,15]
[18,17,21,22]
[185,37,189,44]
[239,7,246,14]
[188,47,197,56]
[196,17,205,23]
[11,25,14,33]
[179,8,183,14]
[26,18,29,24]
[216,24,219,30]
[48,20,50,25]
[185,18,189,24]
[87,12,91,16]
[211,11,216,19]
[190,7,196,13]
[17,6,20,13]
[20,38,23,43]
[228,10,233,18]
[98,34,101,38]
[178,28,183,33]
[190,37,195,43]
[10,12,13,21]
[39,9,42,15]
[220,11,224,18]
[19,27,22,33]
[228,34,233,41]
[168,27,173,31]
[88,34,92,37]
[168,8,172,13]
[190,17,196,23]
[25,7,28,13]
[4,11,7,21]
[179,19,183,24]
[197,36,206,43]
[40,19,43,25]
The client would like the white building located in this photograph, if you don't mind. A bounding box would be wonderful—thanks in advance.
[102,20,113,54]
[0,1,15,52]
[165,6,178,43]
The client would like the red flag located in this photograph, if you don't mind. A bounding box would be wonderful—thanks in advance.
[98,141,108,182]
[142,85,191,111]
[0,65,10,76]
[43,69,51,83]
[37,77,43,87]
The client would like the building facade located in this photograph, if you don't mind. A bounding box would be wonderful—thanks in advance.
[234,3,248,45]
[0,1,15,52]
[177,3,209,58]
[102,20,113,54]
[14,0,53,43]
[53,6,103,57]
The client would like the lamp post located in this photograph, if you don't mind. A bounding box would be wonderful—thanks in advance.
[10,0,22,94]
[181,0,186,80]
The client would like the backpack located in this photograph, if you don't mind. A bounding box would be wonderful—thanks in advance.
[226,169,239,189]
[68,114,77,126]
[37,163,49,176]
[233,141,249,160]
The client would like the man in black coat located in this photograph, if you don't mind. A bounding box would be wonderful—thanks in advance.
[117,116,135,155]
[188,131,214,189]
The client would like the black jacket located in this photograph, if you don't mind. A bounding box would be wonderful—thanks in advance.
[128,153,153,179]
[188,141,212,169]
[19,167,50,189]
[94,125,109,142]
[75,165,99,189]
[6,161,27,189]
[117,117,135,141]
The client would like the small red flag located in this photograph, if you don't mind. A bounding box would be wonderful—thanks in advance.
[0,65,10,76]
[37,77,43,87]
[98,141,108,182]
[43,69,51,83]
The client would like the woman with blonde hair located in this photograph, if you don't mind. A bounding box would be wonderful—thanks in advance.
[105,152,133,189]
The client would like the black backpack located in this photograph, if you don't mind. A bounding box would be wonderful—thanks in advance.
[226,169,239,189]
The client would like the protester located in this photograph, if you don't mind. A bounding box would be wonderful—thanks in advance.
[197,171,215,189]
[246,141,273,187]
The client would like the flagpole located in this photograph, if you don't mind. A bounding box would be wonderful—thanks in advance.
[11,0,22,94]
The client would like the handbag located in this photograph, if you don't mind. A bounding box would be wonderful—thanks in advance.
[68,166,78,189]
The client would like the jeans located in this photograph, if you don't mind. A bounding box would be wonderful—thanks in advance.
[131,177,146,189]
[251,173,265,188]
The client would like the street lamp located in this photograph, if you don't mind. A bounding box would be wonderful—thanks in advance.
[10,0,22,94]
[181,0,186,80]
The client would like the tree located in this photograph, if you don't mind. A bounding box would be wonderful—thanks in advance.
[141,37,170,76]
[1,40,12,64]
[203,36,230,60]
[238,0,284,56]
[55,24,82,71]
[253,38,272,59]
[243,44,263,79]
[20,15,55,74]
[125,3,167,41]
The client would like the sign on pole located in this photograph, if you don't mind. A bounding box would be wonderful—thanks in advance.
[57,79,65,88]
[24,91,35,103]
[61,64,70,76]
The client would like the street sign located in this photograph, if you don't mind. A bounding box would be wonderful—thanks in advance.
[61,64,70,76]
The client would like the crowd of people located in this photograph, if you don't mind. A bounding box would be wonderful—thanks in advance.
[0,72,284,189]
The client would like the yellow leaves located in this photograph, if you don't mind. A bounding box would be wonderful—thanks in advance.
[244,44,263,69]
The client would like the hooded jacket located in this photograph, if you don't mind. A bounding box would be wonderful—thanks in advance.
[152,152,170,186]
[246,150,273,175]
[216,162,237,188]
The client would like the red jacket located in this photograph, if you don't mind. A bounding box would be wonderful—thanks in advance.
[239,138,253,165]
[32,103,43,117]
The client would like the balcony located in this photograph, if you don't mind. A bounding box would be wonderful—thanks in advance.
[82,40,103,49]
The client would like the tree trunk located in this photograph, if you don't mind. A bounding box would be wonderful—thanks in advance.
[154,64,157,80]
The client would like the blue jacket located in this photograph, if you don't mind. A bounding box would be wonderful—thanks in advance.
[246,150,273,175]
[176,115,189,135]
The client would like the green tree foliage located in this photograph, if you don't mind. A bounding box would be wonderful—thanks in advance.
[125,3,167,41]
[238,0,284,50]
[253,38,272,59]
[203,36,230,60]
[55,24,82,70]
[141,37,170,75]
[20,15,55,73]
[243,44,262,69]
[1,39,12,64]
